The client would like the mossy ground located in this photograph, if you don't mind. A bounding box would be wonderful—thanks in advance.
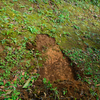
[0,0,100,99]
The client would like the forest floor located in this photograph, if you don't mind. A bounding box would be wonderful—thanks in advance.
[0,0,100,99]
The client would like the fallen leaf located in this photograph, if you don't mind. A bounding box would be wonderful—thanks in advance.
[2,90,12,96]
[0,86,4,89]
[96,84,100,86]
[22,78,31,88]
[22,72,25,75]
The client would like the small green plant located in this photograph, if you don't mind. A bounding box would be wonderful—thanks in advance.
[20,5,25,8]
[1,38,7,44]
[43,78,59,99]
[0,8,5,12]
[8,24,13,28]
[43,0,49,4]
[28,26,38,34]
[13,0,18,1]
[6,30,10,35]
[29,0,37,3]
[73,25,80,30]
[43,78,52,88]
[50,87,59,99]
[63,90,67,95]
[11,37,17,44]
[28,7,33,11]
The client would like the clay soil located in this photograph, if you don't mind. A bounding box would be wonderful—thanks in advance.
[21,34,98,100]
[35,34,78,82]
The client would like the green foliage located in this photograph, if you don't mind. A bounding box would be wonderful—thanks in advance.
[63,47,100,85]
[28,0,62,4]
[68,0,100,6]
[28,26,38,34]
[13,0,18,1]
[90,0,99,6]
[28,7,33,11]
[63,89,67,95]
[43,78,59,99]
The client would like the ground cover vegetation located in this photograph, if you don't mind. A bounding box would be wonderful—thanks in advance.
[0,0,100,99]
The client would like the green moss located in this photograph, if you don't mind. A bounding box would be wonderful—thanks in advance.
[0,0,99,50]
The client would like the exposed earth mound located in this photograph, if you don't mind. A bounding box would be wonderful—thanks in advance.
[24,34,98,100]
[35,34,77,82]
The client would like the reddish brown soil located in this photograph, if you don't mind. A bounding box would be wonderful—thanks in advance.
[35,34,77,82]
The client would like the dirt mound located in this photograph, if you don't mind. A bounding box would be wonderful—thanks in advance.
[35,34,77,82]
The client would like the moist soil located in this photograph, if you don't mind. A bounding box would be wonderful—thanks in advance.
[20,34,98,100]
[35,34,78,82]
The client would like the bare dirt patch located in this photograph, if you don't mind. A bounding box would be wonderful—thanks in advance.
[35,34,77,82]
